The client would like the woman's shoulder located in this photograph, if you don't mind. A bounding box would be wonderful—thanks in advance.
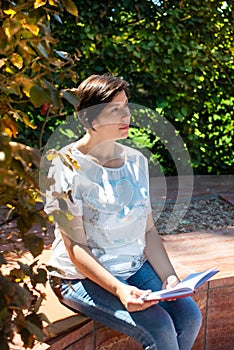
[119,143,148,162]
[47,142,82,174]
[58,142,77,156]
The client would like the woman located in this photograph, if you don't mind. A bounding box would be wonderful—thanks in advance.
[45,73,202,350]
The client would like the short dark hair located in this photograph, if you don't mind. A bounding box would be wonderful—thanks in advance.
[76,73,129,129]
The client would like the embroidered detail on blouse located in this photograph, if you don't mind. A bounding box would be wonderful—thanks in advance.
[45,142,151,279]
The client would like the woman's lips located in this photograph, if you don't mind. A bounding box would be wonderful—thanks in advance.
[119,124,130,130]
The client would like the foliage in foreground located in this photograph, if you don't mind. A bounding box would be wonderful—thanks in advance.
[0,0,78,348]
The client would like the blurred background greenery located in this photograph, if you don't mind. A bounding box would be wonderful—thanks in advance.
[1,0,233,175]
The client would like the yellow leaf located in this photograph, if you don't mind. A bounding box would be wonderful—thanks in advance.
[4,9,16,18]
[22,80,34,97]
[0,59,6,69]
[10,53,23,69]
[6,204,15,209]
[46,149,59,161]
[3,127,13,138]
[5,27,10,39]
[10,111,20,121]
[49,0,58,5]
[18,111,37,129]
[66,212,74,221]
[33,192,44,203]
[20,42,36,56]
[2,117,18,138]
[48,215,55,223]
[6,67,15,74]
[34,0,47,9]
[22,23,40,36]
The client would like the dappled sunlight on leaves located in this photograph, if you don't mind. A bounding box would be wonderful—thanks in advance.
[0,0,78,346]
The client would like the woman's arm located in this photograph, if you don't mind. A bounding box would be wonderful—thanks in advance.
[144,211,179,284]
[61,219,123,295]
[60,216,158,311]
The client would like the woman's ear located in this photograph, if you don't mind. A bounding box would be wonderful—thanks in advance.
[90,120,97,131]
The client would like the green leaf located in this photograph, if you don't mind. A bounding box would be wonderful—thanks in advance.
[181,106,188,117]
[0,307,9,323]
[52,210,74,233]
[26,321,45,341]
[9,268,25,280]
[0,338,9,350]
[17,111,37,129]
[26,313,43,329]
[11,282,32,309]
[62,0,78,17]
[55,50,70,60]
[38,312,52,325]
[4,83,21,96]
[19,327,35,348]
[18,262,33,277]
[37,42,49,58]
[29,86,51,108]
[34,295,44,314]
[0,252,7,266]
[11,158,26,177]
[53,14,63,24]
[22,234,44,258]
[50,89,62,110]
[0,28,8,52]
[33,268,47,286]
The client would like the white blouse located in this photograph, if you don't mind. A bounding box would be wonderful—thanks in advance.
[44,142,151,280]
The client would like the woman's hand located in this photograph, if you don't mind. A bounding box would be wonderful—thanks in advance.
[161,275,180,302]
[162,275,180,290]
[116,284,158,312]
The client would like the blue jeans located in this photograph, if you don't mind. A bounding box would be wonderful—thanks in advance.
[50,261,202,350]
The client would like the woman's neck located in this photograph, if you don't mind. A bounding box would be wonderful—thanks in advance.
[76,134,123,167]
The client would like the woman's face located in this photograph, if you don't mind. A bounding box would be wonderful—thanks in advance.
[92,90,131,141]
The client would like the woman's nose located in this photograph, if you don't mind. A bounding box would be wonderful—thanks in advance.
[121,105,131,118]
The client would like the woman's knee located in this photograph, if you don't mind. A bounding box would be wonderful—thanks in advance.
[132,306,179,350]
[183,297,202,329]
[191,303,203,333]
[161,297,202,336]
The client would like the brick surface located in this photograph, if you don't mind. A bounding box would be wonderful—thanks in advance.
[206,285,234,350]
[96,335,142,350]
[48,320,95,350]
[192,291,207,350]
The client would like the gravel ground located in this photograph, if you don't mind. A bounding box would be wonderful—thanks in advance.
[152,197,234,235]
[1,197,233,255]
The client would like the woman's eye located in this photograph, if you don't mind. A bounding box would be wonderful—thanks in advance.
[110,103,128,114]
[111,107,119,113]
